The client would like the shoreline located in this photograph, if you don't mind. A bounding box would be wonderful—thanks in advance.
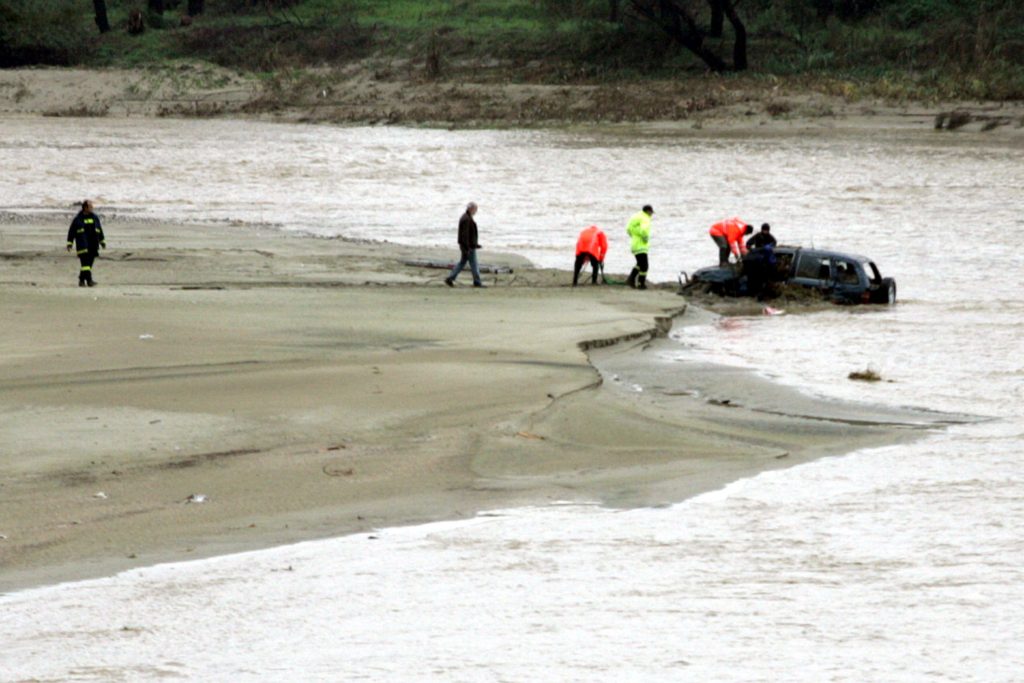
[0,217,964,595]
[2,65,1023,135]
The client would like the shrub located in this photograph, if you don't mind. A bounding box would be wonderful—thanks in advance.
[178,21,371,70]
[0,0,91,66]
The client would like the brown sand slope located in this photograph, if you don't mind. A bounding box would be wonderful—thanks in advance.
[3,65,1023,133]
[0,217,961,592]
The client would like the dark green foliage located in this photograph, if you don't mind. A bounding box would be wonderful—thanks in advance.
[179,16,371,69]
[0,0,91,66]
[0,0,1020,98]
[742,0,1023,92]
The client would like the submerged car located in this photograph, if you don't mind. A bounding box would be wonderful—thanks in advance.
[682,245,897,305]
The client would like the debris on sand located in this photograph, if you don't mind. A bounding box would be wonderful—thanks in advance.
[515,431,546,440]
[185,493,208,504]
[848,368,882,382]
[322,464,355,477]
[935,110,972,130]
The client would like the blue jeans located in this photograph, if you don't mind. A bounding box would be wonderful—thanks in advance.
[448,248,481,284]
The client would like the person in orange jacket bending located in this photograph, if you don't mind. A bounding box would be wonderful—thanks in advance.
[573,225,608,286]
[709,217,753,266]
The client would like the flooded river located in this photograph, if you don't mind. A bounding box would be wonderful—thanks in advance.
[2,117,1023,681]
[4,116,1021,290]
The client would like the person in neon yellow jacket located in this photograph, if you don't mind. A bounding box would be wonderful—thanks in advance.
[625,204,653,289]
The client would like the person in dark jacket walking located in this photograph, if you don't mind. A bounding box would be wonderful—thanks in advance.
[445,202,485,288]
[66,200,106,286]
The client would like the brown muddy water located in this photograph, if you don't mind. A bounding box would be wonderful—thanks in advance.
[2,116,1024,681]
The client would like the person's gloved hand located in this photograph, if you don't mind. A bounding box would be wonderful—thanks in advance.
[66,244,72,252]
[101,241,106,249]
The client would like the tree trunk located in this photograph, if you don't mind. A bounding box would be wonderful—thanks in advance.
[609,0,620,22]
[93,0,110,33]
[187,0,204,16]
[128,9,145,34]
[148,0,165,15]
[709,0,723,37]
[720,0,747,70]
[630,0,728,72]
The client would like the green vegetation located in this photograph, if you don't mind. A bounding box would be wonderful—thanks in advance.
[2,0,1022,99]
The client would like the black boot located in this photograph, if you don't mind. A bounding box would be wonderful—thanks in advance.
[626,268,638,289]
[638,275,647,290]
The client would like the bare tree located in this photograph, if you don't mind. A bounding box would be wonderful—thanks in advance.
[718,0,747,70]
[93,0,110,33]
[148,0,165,15]
[629,0,747,72]
[187,0,204,16]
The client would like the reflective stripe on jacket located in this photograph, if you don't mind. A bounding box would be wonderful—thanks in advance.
[66,212,105,255]
[626,211,651,255]
[575,225,608,261]
[709,217,748,256]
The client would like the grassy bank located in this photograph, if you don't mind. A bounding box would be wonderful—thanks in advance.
[2,0,1023,101]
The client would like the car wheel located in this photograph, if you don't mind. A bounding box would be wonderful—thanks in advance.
[868,278,896,304]
[871,278,897,304]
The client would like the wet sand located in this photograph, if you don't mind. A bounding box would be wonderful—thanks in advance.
[0,217,951,593]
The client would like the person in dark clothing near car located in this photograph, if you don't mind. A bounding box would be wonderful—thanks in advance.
[445,202,485,288]
[742,242,778,300]
[66,200,106,286]
[746,223,777,251]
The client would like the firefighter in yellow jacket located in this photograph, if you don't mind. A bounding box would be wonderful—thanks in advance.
[66,200,106,287]
[625,204,653,289]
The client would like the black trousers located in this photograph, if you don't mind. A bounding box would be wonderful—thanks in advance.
[78,252,96,283]
[573,252,600,285]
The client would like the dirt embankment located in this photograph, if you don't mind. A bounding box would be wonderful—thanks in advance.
[3,61,1024,133]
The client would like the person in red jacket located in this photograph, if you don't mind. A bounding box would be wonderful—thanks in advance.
[572,224,608,286]
[709,217,753,266]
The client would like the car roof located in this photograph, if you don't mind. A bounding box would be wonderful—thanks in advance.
[778,245,873,263]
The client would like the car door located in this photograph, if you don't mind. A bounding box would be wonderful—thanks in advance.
[831,257,865,303]
[790,252,832,293]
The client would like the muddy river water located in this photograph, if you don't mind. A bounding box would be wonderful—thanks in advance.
[2,117,1024,680]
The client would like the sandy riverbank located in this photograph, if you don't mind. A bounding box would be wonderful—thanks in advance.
[0,216,955,593]
[3,64,1024,134]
